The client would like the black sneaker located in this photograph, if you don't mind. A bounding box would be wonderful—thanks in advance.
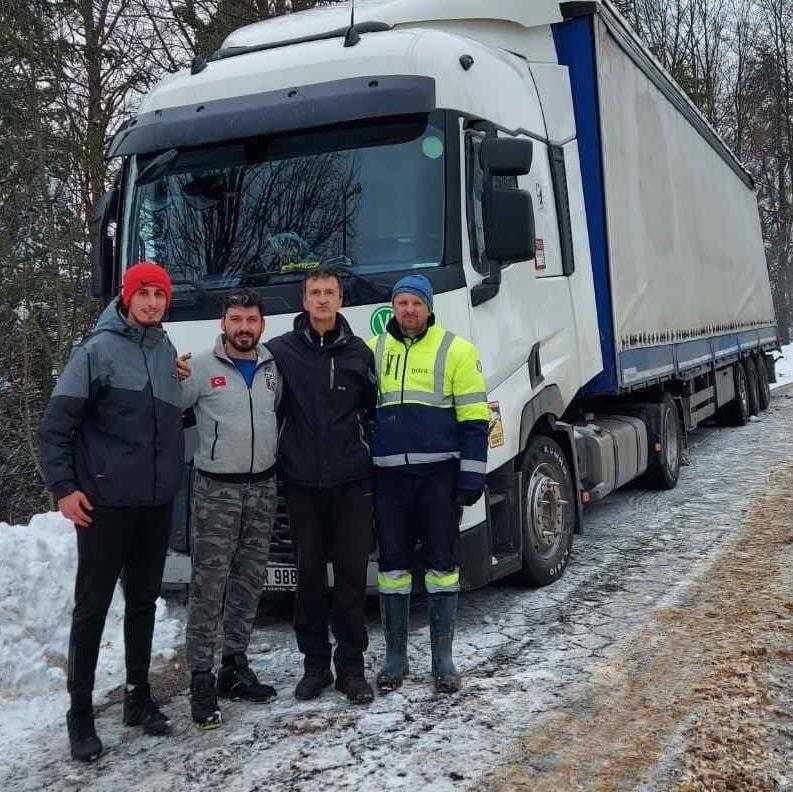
[123,684,172,735]
[67,708,103,762]
[217,655,277,703]
[190,671,222,731]
[335,674,374,704]
[294,668,334,701]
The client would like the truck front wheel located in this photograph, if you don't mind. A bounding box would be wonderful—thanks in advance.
[518,435,575,587]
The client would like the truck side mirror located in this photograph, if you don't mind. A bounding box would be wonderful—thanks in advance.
[471,137,536,307]
[483,187,536,263]
[480,137,533,176]
[90,189,118,301]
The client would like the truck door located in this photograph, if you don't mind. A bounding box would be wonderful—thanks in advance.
[465,129,574,395]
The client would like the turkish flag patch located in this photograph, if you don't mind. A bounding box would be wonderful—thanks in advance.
[210,376,226,388]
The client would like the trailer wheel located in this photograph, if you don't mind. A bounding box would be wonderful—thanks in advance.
[645,393,681,490]
[518,435,575,587]
[716,362,749,426]
[756,356,771,411]
[744,357,760,416]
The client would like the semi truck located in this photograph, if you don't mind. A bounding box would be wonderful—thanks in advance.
[92,0,778,594]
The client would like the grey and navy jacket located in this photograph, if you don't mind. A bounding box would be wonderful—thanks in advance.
[268,312,377,487]
[180,336,281,477]
[38,298,184,507]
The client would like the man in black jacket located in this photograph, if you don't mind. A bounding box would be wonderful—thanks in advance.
[268,266,377,704]
[38,261,184,762]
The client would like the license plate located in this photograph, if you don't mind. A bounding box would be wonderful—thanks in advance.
[262,564,298,591]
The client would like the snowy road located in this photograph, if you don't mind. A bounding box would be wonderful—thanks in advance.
[5,392,793,791]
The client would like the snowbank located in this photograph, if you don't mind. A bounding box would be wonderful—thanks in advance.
[772,342,793,390]
[0,512,184,743]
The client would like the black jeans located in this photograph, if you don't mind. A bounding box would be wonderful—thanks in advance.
[67,503,172,707]
[285,479,373,677]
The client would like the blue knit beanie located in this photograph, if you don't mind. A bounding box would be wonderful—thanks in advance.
[391,274,434,311]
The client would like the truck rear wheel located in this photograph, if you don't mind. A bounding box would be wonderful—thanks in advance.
[644,393,681,489]
[518,435,575,587]
[744,357,760,416]
[716,362,749,426]
[756,356,771,411]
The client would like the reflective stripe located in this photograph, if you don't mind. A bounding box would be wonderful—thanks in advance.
[374,333,387,384]
[378,570,412,594]
[425,568,460,593]
[380,390,453,406]
[433,331,455,398]
[373,451,461,467]
[460,459,487,474]
[453,391,487,406]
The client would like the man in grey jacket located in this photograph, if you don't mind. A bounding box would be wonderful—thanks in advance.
[179,290,281,730]
[39,261,183,762]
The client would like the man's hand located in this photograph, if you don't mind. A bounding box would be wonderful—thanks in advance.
[58,491,94,527]
[455,489,482,509]
[176,352,192,381]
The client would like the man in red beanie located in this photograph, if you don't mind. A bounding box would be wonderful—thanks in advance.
[39,260,184,762]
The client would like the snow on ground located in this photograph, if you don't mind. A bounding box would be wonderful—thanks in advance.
[0,513,184,751]
[770,341,793,389]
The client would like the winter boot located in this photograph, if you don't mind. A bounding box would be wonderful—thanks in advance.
[217,654,277,703]
[123,683,172,735]
[190,671,222,731]
[376,594,410,693]
[428,592,462,693]
[66,708,103,762]
[294,668,334,701]
[335,672,375,704]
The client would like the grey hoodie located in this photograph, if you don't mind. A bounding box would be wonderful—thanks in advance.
[181,335,281,476]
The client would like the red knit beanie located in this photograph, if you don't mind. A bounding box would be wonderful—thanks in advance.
[121,261,173,309]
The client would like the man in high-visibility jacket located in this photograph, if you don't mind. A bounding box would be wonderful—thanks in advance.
[368,274,488,693]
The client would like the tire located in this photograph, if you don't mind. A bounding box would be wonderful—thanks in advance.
[756,355,771,411]
[518,435,575,587]
[644,393,681,490]
[744,357,760,416]
[716,362,749,427]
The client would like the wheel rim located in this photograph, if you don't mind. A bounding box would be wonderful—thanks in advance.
[526,463,566,559]
[664,405,679,472]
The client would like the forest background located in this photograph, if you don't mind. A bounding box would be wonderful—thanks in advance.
[1,0,791,521]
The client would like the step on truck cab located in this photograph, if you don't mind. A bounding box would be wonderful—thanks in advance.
[92,0,778,595]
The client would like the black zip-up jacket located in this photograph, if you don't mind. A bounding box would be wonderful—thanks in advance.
[268,312,377,487]
[38,298,184,507]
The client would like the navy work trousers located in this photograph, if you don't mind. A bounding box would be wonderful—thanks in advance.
[375,461,460,574]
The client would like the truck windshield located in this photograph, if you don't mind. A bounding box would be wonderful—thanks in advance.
[121,113,446,294]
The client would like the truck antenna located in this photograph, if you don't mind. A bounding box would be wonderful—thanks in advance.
[344,0,361,47]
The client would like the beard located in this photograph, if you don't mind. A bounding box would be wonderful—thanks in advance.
[227,331,259,352]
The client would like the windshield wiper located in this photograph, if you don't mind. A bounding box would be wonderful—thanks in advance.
[325,255,391,301]
[135,149,180,187]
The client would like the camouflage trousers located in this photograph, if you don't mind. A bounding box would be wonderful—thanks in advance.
[186,472,277,672]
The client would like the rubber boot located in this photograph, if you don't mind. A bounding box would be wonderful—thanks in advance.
[376,594,410,693]
[428,592,461,693]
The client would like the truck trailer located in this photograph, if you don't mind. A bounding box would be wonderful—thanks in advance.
[92,0,778,593]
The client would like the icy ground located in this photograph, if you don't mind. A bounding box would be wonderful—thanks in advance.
[1,348,792,791]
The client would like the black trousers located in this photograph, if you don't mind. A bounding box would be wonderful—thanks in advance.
[285,479,373,677]
[67,503,172,706]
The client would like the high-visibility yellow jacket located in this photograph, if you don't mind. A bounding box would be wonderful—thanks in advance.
[367,318,489,492]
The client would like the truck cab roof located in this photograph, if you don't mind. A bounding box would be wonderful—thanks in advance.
[222,0,563,51]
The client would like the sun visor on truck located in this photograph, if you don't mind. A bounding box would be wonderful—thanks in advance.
[108,76,437,158]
